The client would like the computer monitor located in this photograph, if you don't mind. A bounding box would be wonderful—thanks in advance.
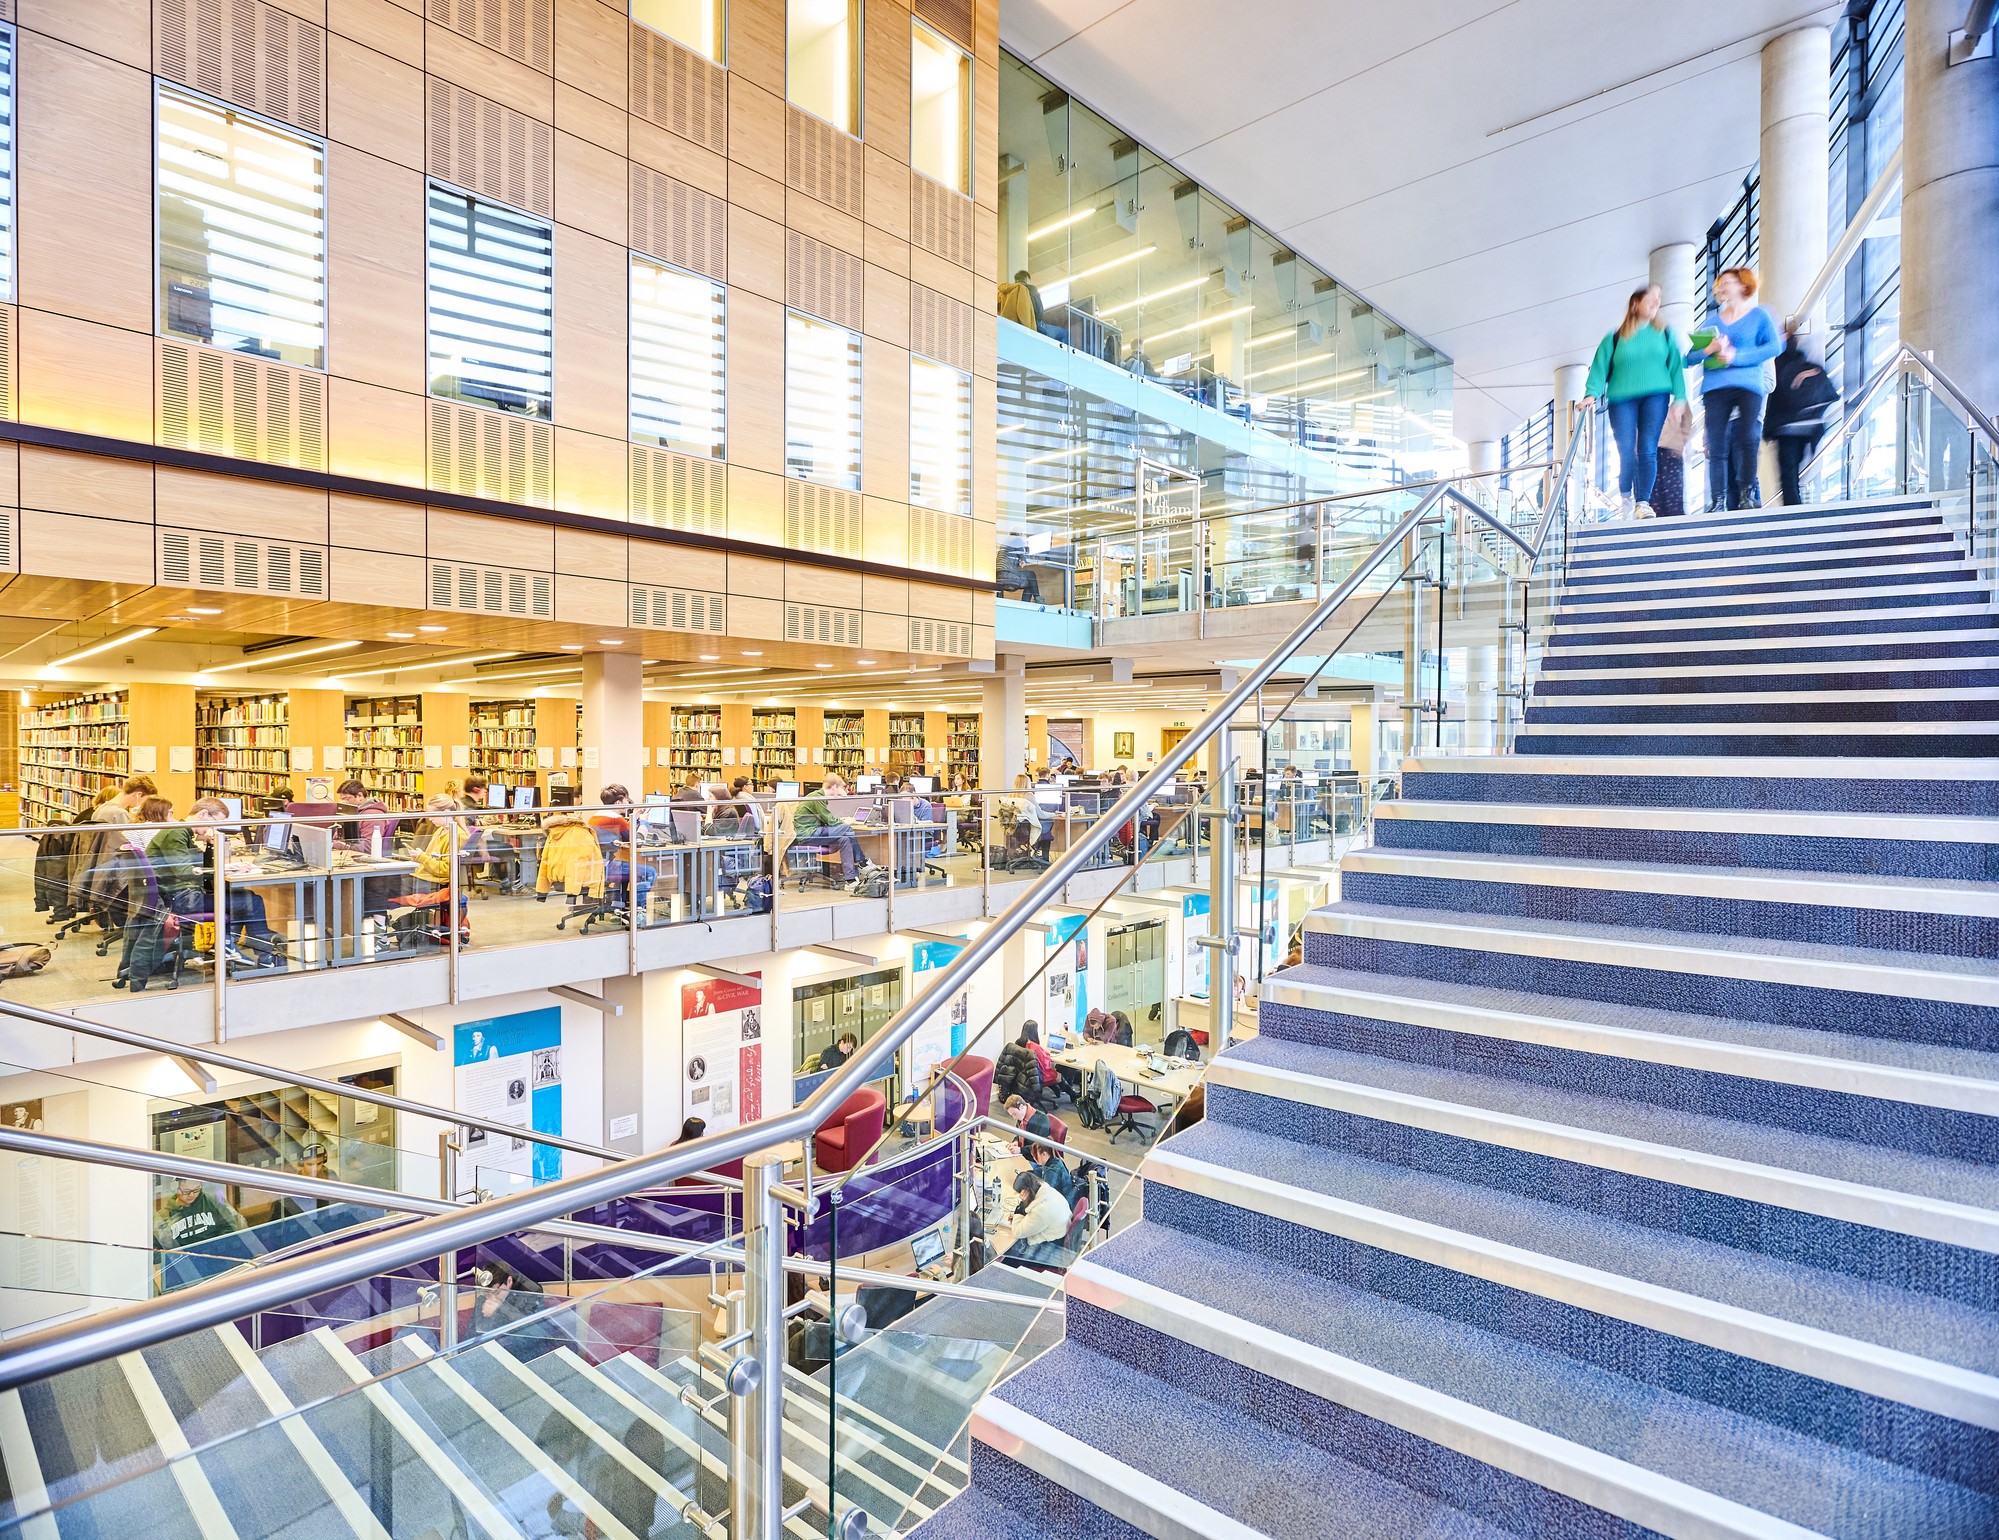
[486,785,507,809]
[1053,773,1072,787]
[775,781,801,800]
[512,785,537,810]
[908,776,935,795]
[220,796,243,821]
[1034,790,1063,811]
[262,814,293,854]
[909,1228,947,1272]
[853,775,879,794]
[549,785,580,807]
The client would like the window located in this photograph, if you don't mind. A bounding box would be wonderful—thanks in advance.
[631,0,725,63]
[787,0,859,136]
[427,183,554,419]
[910,18,969,194]
[156,86,326,369]
[0,27,14,302]
[785,311,861,489]
[630,254,726,459]
[909,355,971,515]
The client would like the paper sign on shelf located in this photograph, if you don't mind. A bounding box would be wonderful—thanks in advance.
[290,746,314,772]
[537,747,556,768]
[583,747,599,770]
[722,747,735,765]
[136,745,163,775]
[423,745,444,768]
[560,747,578,768]
[324,746,344,771]
[450,745,470,768]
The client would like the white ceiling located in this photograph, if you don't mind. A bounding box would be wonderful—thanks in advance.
[1000,0,1841,443]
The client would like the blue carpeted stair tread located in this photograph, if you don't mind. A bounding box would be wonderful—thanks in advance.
[905,1484,1068,1539]
[1074,1223,1994,1539]
[989,1339,1528,1539]
[1213,1030,1999,1209]
[1263,961,1999,1083]
[1150,1120,1999,1375]
[1312,899,1999,985]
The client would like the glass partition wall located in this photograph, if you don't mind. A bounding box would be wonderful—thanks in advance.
[995,49,1455,588]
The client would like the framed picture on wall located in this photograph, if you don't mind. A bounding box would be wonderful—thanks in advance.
[1113,731,1135,759]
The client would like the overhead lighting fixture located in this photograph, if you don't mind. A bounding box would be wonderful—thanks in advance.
[386,631,415,639]
[561,643,585,651]
[596,639,623,646]
[43,627,160,668]
[1025,444,1089,465]
[1099,273,1209,319]
[996,422,1030,435]
[697,654,721,661]
[1063,245,1157,284]
[741,650,764,657]
[328,651,518,682]
[1246,350,1332,382]
[205,639,363,674]
[417,625,448,634]
[856,658,875,665]
[1139,303,1253,346]
[185,607,223,617]
[1027,203,1107,241]
[814,662,834,669]
[1245,327,1304,349]
[1290,367,1370,394]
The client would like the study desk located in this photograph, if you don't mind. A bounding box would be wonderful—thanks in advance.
[849,813,956,890]
[223,853,417,970]
[1050,1041,1202,1114]
[628,836,764,922]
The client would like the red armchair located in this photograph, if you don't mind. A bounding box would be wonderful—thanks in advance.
[953,1055,996,1121]
[813,1087,887,1173]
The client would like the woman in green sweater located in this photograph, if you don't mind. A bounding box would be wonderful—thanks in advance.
[1581,285,1687,518]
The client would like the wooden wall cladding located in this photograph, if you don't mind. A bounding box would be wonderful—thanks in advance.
[156,0,327,136]
[785,601,863,648]
[158,526,329,599]
[630,165,726,280]
[0,306,16,425]
[427,399,555,507]
[785,105,862,217]
[909,506,973,577]
[783,479,864,558]
[628,582,725,634]
[427,79,554,215]
[158,341,329,472]
[908,285,975,375]
[427,0,554,74]
[784,231,863,331]
[910,174,976,269]
[912,0,974,51]
[629,444,725,535]
[628,23,726,153]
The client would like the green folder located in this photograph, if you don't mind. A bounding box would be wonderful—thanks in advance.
[1689,326,1727,370]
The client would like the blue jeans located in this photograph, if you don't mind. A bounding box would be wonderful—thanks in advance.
[1703,386,1764,510]
[1606,393,1671,503]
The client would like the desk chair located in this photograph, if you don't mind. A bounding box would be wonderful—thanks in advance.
[782,837,843,891]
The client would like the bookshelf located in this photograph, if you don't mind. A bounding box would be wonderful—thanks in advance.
[194,689,344,804]
[668,706,725,782]
[751,708,797,781]
[887,712,926,779]
[344,695,423,810]
[821,710,865,780]
[18,685,195,826]
[468,700,540,788]
[946,713,981,787]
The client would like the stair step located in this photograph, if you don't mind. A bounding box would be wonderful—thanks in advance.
[1574,497,1940,542]
[1260,963,1999,1111]
[1303,901,1999,1049]
[1570,518,1949,565]
[906,1476,1112,1540]
[1545,637,1999,672]
[1549,615,1999,652]
[1563,557,1972,597]
[1568,536,1962,584]
[981,1341,1538,1539]
[1554,578,1987,619]
[1205,1033,1999,1250]
[1540,666,1999,693]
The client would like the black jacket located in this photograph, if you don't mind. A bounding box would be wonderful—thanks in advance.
[1765,342,1838,439]
[994,1042,1043,1106]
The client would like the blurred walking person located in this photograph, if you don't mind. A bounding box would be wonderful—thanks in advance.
[1582,284,1686,519]
[1764,327,1840,506]
[1688,267,1782,511]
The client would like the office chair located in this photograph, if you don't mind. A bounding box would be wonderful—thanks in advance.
[782,837,843,890]
[1104,1089,1162,1145]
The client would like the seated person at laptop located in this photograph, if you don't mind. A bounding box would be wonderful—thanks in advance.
[997,1169,1074,1268]
[818,1030,858,1070]
[335,779,398,855]
[151,796,283,966]
[792,776,866,881]
[590,785,631,840]
[1024,1142,1077,1205]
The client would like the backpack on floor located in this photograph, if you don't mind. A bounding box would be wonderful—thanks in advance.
[0,944,52,977]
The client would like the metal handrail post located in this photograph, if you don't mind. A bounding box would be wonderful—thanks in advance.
[211,827,228,1042]
[731,1149,787,1538]
[627,801,640,969]
[447,818,462,1003]
[1207,765,1238,1056]
[439,1132,460,1350]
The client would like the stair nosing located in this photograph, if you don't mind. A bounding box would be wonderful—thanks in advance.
[1402,754,1999,778]
[1062,1259,1825,1540]
[1374,798,1999,844]
[1141,1147,1999,1432]
[1202,1055,1999,1254]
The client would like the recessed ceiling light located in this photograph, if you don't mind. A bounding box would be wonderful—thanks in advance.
[814,663,833,669]
[857,658,875,665]
[186,606,223,616]
[560,643,585,651]
[596,638,622,646]
[742,650,763,657]
[417,625,448,634]
[386,631,415,639]
[698,654,720,661]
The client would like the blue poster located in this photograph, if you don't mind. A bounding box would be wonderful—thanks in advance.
[1181,893,1211,999]
[455,1007,563,1185]
[1046,914,1089,1039]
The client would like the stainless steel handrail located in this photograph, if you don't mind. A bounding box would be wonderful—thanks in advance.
[1802,342,1999,486]
[1787,145,1903,335]
[0,1125,730,1263]
[0,479,1460,1392]
[0,994,622,1163]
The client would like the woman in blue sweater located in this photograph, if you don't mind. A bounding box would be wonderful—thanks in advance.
[1688,266,1783,511]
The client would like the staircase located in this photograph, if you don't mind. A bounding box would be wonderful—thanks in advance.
[912,494,1999,1538]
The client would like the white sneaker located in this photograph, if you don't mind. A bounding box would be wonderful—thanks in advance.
[1619,494,1636,517]
[1634,501,1655,519]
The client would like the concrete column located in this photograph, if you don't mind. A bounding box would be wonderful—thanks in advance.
[580,651,645,799]
[1649,242,1699,342]
[1759,28,1832,332]
[1904,0,1999,414]
[1553,363,1589,461]
[981,655,1026,787]
[1467,441,1500,474]
[1347,703,1375,776]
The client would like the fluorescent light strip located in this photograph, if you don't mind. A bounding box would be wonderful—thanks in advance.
[1098,273,1208,319]
[1288,367,1371,394]
[1244,327,1304,349]
[43,627,160,668]
[1024,444,1090,465]
[1245,349,1332,382]
[204,640,362,674]
[1026,204,1106,241]
[1062,245,1157,285]
[327,652,519,682]
[1138,303,1252,345]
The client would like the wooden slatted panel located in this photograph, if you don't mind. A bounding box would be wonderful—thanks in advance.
[159,528,328,597]
[910,174,976,268]
[783,480,863,557]
[628,585,726,633]
[156,0,326,134]
[629,23,726,152]
[426,399,554,507]
[158,341,327,470]
[0,306,16,424]
[428,559,554,618]
[908,617,972,656]
[910,507,973,576]
[427,80,553,217]
[784,603,862,647]
[784,232,862,331]
[628,445,726,534]
[786,104,862,216]
[629,166,726,281]
[426,0,552,72]
[908,285,975,374]
[912,0,972,50]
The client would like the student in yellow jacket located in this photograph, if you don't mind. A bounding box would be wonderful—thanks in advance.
[535,811,607,898]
